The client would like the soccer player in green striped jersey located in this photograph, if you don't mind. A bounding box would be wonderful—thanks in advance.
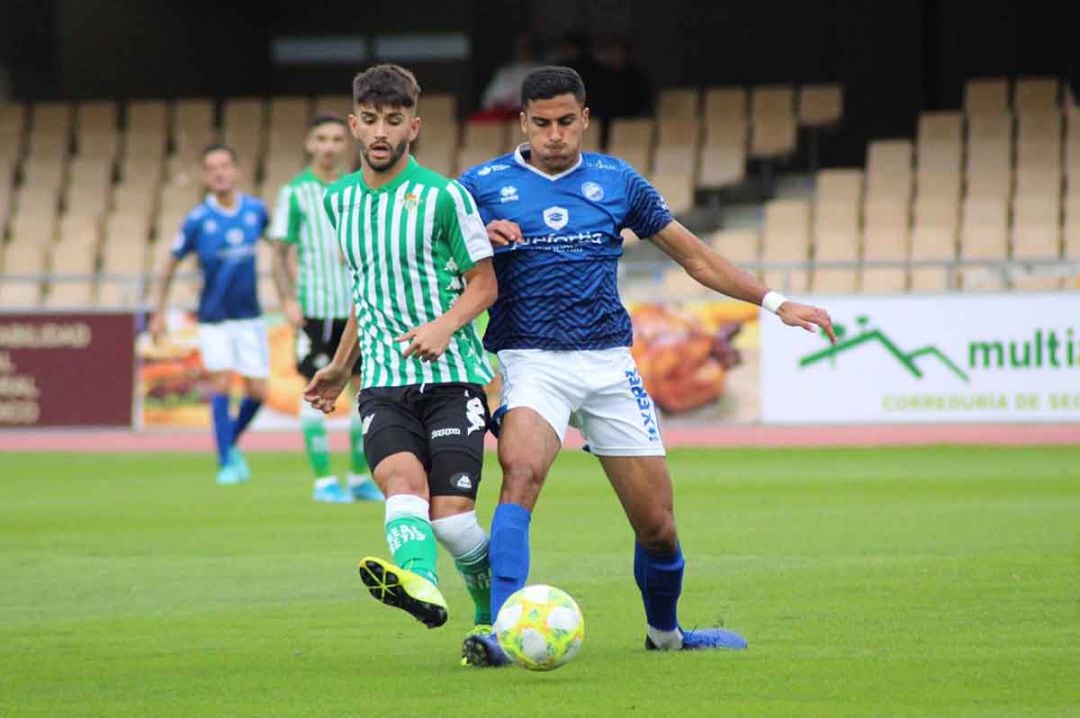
[271,114,382,505]
[303,65,498,644]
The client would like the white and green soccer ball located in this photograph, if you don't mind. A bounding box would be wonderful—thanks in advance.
[494,584,585,671]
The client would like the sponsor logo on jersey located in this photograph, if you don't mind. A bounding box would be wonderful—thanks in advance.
[542,206,569,231]
[499,185,519,203]
[226,228,245,246]
[431,427,462,439]
[478,163,510,176]
[243,212,258,226]
[581,181,605,201]
[203,219,219,234]
[451,472,474,490]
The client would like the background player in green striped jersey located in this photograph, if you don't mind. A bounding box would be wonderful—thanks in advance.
[271,115,383,504]
[303,65,499,644]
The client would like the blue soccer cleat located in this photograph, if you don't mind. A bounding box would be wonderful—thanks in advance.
[229,447,250,481]
[461,631,512,668]
[216,464,245,486]
[645,626,748,651]
[313,480,355,504]
[348,474,385,502]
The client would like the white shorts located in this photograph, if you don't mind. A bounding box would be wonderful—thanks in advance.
[198,318,270,378]
[496,347,665,457]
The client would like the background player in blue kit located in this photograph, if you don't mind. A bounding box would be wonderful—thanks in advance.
[459,67,838,666]
[150,144,277,486]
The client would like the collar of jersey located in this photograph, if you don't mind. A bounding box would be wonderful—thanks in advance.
[513,143,583,182]
[205,192,244,217]
[358,155,418,193]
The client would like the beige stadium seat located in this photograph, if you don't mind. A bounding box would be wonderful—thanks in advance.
[812,179,859,294]
[865,140,913,200]
[49,238,98,280]
[709,227,760,265]
[697,142,745,188]
[1063,197,1080,259]
[422,93,456,126]
[21,151,66,192]
[0,103,26,144]
[608,118,654,175]
[812,267,858,294]
[31,102,72,136]
[959,197,1009,260]
[915,168,961,206]
[223,98,264,170]
[169,271,201,310]
[910,197,958,260]
[1016,112,1062,157]
[101,236,148,276]
[816,169,863,201]
[649,173,694,216]
[17,185,61,221]
[1012,197,1061,259]
[704,87,746,124]
[661,266,710,299]
[105,214,151,248]
[1014,77,1059,111]
[657,88,699,121]
[458,121,511,172]
[750,115,797,159]
[314,95,353,118]
[859,267,907,294]
[861,196,910,294]
[57,215,102,252]
[964,78,1009,113]
[422,119,460,149]
[96,279,143,308]
[127,100,167,136]
[112,183,159,222]
[9,213,57,246]
[762,198,810,292]
[797,84,843,127]
[918,111,963,145]
[44,279,96,308]
[173,98,217,158]
[2,239,49,275]
[751,85,795,118]
[965,112,1013,200]
[0,279,43,307]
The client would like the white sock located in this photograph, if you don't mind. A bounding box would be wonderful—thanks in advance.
[647,625,684,650]
[314,476,338,491]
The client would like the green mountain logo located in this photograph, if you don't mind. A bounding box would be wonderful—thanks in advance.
[799,315,970,383]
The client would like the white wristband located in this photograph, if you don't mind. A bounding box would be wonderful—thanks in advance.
[762,291,788,314]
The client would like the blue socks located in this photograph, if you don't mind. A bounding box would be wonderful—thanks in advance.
[233,397,262,440]
[489,503,532,620]
[210,394,233,467]
[634,542,684,631]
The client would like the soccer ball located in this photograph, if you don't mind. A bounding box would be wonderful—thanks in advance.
[494,584,585,671]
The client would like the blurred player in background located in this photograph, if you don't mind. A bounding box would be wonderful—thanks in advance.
[150,144,279,486]
[303,65,499,644]
[271,114,384,504]
[458,67,837,666]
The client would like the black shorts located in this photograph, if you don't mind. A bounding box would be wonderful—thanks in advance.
[296,317,361,379]
[357,382,489,499]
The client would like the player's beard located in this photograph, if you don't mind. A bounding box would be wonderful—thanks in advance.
[363,138,409,173]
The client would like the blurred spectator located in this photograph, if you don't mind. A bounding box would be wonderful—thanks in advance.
[594,37,653,120]
[480,33,542,113]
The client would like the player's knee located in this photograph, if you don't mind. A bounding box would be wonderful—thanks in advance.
[636,510,678,555]
[500,456,547,505]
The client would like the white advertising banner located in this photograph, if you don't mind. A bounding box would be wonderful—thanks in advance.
[761,293,1080,424]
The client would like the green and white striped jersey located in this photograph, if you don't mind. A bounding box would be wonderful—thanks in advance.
[323,156,494,389]
[270,168,353,319]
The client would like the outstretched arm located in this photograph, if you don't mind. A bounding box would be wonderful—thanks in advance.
[650,219,837,342]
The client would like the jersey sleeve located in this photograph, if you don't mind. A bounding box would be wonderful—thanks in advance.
[438,181,493,273]
[456,170,495,225]
[322,188,340,231]
[621,165,674,239]
[270,185,301,243]
[170,213,199,260]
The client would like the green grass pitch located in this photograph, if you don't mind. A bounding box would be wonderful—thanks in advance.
[1,447,1078,717]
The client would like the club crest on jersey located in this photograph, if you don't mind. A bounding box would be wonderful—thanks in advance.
[402,192,419,212]
[203,219,219,234]
[499,185,519,203]
[542,206,569,231]
[226,228,245,245]
[581,181,604,201]
[243,212,258,226]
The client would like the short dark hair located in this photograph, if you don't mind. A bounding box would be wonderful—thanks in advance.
[201,143,237,163]
[308,113,348,130]
[352,64,420,110]
[520,66,586,107]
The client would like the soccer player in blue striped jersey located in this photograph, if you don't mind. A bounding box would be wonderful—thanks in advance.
[458,67,837,665]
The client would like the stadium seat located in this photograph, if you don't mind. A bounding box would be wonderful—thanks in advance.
[173,98,217,160]
[1014,77,1059,112]
[861,197,910,293]
[697,141,746,188]
[0,279,43,307]
[704,87,746,124]
[0,103,26,152]
[750,85,796,159]
[57,214,102,255]
[95,278,143,308]
[414,140,457,178]
[709,227,760,268]
[267,96,310,157]
[105,214,152,249]
[661,266,710,298]
[965,112,1013,200]
[223,97,264,177]
[458,121,511,172]
[9,211,57,247]
[649,172,695,216]
[313,95,352,118]
[762,198,810,292]
[657,88,700,122]
[607,118,654,175]
[44,279,96,308]
[964,77,1009,113]
[797,84,843,127]
[811,171,860,294]
[865,140,913,200]
[422,93,457,127]
[1012,197,1062,259]
[127,100,167,136]
[100,234,148,277]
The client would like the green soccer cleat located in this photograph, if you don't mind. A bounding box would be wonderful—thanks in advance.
[358,556,448,629]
